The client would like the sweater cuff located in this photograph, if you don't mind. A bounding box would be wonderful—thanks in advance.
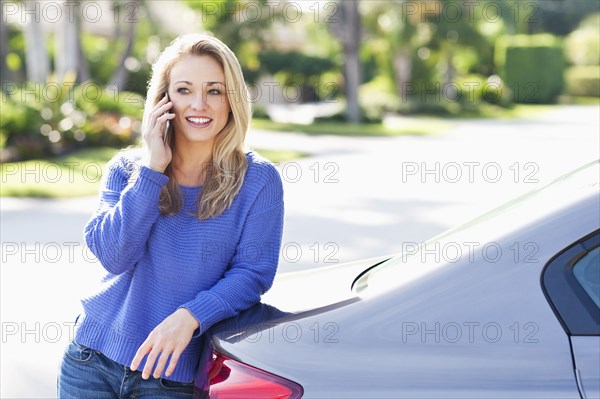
[179,292,227,336]
[131,166,169,197]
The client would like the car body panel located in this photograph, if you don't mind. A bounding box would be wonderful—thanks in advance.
[572,336,600,399]
[207,161,600,398]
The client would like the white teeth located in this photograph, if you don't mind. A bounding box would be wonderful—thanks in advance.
[187,117,211,124]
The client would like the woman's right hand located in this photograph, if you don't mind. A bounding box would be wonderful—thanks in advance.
[143,94,175,173]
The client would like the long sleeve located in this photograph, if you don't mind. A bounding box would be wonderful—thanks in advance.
[180,165,284,335]
[75,151,285,383]
[84,152,169,275]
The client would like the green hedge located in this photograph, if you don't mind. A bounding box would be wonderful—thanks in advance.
[496,34,565,104]
[565,66,600,97]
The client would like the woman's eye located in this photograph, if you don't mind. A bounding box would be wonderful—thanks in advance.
[208,89,221,95]
[176,87,190,94]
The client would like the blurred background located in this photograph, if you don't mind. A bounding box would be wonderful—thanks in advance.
[1,0,599,162]
[1,0,599,397]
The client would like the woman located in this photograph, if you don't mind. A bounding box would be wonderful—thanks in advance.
[58,33,284,398]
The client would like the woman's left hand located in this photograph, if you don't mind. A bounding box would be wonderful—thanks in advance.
[130,308,200,379]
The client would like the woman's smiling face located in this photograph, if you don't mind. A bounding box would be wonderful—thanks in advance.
[168,54,231,147]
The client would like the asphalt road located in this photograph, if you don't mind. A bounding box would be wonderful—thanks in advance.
[1,105,598,397]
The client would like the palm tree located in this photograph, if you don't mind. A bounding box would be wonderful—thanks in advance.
[23,0,49,83]
[0,6,11,86]
[108,0,139,89]
[330,0,362,123]
[54,2,79,82]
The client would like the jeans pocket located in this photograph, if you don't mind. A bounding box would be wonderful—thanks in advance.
[158,378,194,394]
[64,340,96,364]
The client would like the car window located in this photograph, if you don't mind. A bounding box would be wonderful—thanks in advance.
[573,247,600,308]
[542,230,600,336]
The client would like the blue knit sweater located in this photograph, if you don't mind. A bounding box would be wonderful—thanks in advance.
[75,149,284,383]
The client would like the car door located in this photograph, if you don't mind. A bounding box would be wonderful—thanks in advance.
[543,230,600,399]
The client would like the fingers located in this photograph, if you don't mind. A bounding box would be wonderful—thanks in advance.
[156,113,174,134]
[151,93,170,114]
[145,95,174,139]
[154,95,173,120]
[164,352,181,377]
[130,309,196,379]
[130,340,151,372]
[142,346,162,379]
[134,346,183,379]
[130,337,184,379]
[152,348,182,379]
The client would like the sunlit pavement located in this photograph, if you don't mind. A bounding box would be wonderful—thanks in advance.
[1,105,599,397]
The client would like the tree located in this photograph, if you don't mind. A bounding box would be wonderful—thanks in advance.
[364,1,419,104]
[20,0,90,83]
[22,0,49,83]
[185,0,280,64]
[329,0,362,123]
[108,0,139,89]
[527,0,600,36]
[0,5,11,85]
[54,2,79,82]
[424,0,491,94]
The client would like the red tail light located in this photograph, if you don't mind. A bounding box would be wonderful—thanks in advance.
[208,351,304,399]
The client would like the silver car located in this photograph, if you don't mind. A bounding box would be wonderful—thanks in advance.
[196,160,600,399]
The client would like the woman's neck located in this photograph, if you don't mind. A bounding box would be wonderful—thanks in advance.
[171,142,214,186]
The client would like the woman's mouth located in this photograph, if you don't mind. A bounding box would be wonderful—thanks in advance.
[186,116,212,128]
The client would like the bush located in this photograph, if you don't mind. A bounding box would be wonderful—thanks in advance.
[565,66,600,97]
[259,50,335,79]
[358,75,399,121]
[496,34,565,104]
[565,28,600,67]
[561,13,599,99]
[565,13,600,66]
[0,91,49,160]
[1,81,143,162]
[454,74,513,108]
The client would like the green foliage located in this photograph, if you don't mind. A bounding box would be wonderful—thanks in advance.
[496,34,565,103]
[454,74,513,107]
[1,81,143,162]
[565,13,600,66]
[259,50,335,80]
[80,32,152,96]
[565,28,600,66]
[81,34,111,84]
[0,91,48,159]
[529,0,600,36]
[565,66,600,97]
[5,0,595,142]
[358,75,399,121]
[578,11,600,30]
[4,23,26,81]
[255,50,338,104]
[184,0,275,55]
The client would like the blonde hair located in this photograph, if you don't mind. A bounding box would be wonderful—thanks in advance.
[142,33,251,219]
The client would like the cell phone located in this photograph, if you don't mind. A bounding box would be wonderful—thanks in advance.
[163,92,171,144]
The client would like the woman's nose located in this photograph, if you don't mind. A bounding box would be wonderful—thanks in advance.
[190,93,208,110]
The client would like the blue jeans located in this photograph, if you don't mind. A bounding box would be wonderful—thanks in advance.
[57,340,199,398]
